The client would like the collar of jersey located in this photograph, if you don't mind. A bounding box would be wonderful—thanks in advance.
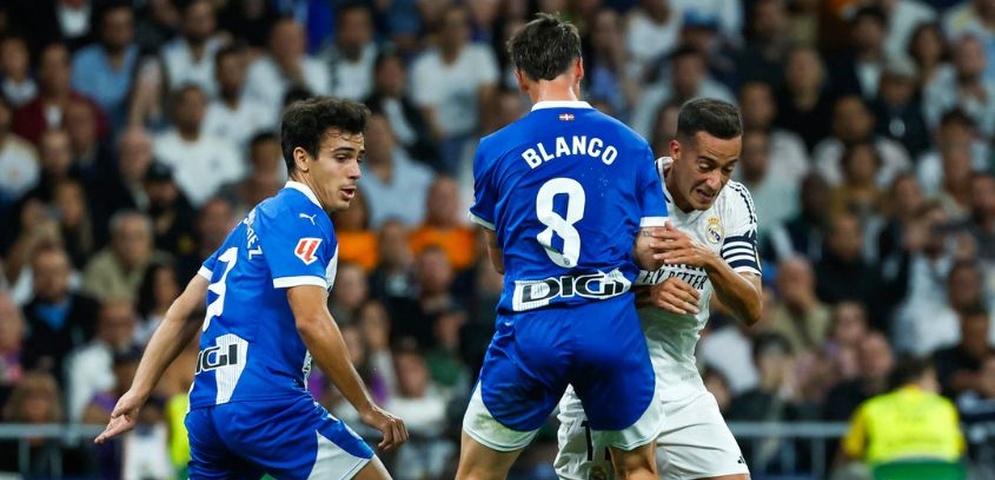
[531,100,593,111]
[285,181,322,208]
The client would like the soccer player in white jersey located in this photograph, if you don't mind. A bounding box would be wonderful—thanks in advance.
[95,98,407,479]
[555,98,764,480]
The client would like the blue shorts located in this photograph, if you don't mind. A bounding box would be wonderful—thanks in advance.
[185,395,374,480]
[463,296,660,451]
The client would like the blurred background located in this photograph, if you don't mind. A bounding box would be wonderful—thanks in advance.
[0,0,994,479]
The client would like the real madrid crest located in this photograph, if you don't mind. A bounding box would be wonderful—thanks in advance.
[706,216,723,244]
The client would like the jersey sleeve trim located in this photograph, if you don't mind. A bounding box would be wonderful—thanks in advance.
[273,275,328,290]
[197,266,213,280]
[468,212,496,230]
[640,216,668,227]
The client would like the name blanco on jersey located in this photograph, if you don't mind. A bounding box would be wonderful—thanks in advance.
[522,135,618,169]
[636,264,709,290]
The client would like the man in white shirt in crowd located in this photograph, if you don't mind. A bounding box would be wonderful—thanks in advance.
[153,84,243,207]
[161,0,226,98]
[202,45,275,152]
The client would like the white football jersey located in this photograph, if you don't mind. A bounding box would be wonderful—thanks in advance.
[636,157,761,401]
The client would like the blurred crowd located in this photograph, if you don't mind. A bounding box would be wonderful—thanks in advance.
[1,0,995,479]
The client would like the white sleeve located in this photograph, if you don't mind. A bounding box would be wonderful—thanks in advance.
[720,183,761,276]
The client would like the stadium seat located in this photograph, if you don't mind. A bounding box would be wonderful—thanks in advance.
[871,459,966,480]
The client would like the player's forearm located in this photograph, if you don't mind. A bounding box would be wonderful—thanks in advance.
[131,276,208,399]
[298,315,376,415]
[705,258,762,326]
[633,228,665,271]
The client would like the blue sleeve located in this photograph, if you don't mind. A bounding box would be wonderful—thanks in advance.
[638,148,669,226]
[255,205,334,289]
[198,248,221,280]
[468,144,497,230]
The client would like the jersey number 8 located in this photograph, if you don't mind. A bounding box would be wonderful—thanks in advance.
[536,177,586,268]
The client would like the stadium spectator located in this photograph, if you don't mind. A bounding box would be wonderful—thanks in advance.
[385,342,452,480]
[879,0,936,60]
[410,5,498,174]
[764,173,832,263]
[814,213,887,316]
[767,256,830,353]
[86,126,154,232]
[822,301,871,383]
[828,6,888,100]
[21,245,98,386]
[81,210,163,303]
[331,192,379,273]
[66,300,139,423]
[369,219,416,301]
[161,0,225,98]
[152,85,243,207]
[736,0,792,90]
[325,3,378,102]
[134,261,180,344]
[202,45,275,152]
[904,260,991,356]
[425,308,472,398]
[923,34,995,137]
[739,130,799,242]
[70,3,137,129]
[0,34,38,107]
[823,331,896,423]
[408,176,476,272]
[869,54,931,158]
[872,173,926,264]
[774,46,836,151]
[175,196,236,282]
[813,95,912,188]
[737,81,809,185]
[143,162,197,256]
[933,303,995,399]
[243,16,329,121]
[906,22,951,89]
[962,173,995,263]
[0,94,39,203]
[389,246,458,350]
[359,113,434,229]
[52,179,96,269]
[0,372,83,477]
[328,262,370,325]
[583,8,636,119]
[624,0,682,86]
[829,142,888,223]
[364,50,440,167]
[12,42,109,146]
[64,99,114,182]
[217,131,283,214]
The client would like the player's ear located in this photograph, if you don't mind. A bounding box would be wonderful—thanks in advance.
[669,139,681,161]
[574,57,584,82]
[293,146,310,173]
[514,69,528,94]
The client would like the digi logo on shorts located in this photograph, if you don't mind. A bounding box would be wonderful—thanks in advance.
[512,268,631,311]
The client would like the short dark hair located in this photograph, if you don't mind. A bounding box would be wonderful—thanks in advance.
[888,356,933,390]
[507,13,581,81]
[280,97,370,174]
[851,6,886,28]
[676,98,743,143]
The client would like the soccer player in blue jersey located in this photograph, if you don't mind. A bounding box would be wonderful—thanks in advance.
[456,13,670,480]
[95,97,408,479]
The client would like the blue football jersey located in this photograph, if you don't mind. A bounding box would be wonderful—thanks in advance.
[469,101,669,313]
[189,182,338,410]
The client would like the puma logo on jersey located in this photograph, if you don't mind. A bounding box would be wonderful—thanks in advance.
[298,213,317,225]
[294,238,322,265]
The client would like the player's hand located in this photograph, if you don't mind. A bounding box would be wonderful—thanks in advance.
[642,277,700,315]
[94,389,145,444]
[654,223,716,268]
[360,405,409,452]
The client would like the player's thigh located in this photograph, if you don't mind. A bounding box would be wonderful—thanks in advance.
[570,301,660,447]
[351,457,391,480]
[657,392,749,480]
[554,392,614,480]
[455,431,524,480]
[186,408,264,480]
[465,311,571,450]
[218,396,375,480]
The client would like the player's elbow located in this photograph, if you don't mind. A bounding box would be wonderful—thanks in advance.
[740,296,764,327]
[294,314,328,339]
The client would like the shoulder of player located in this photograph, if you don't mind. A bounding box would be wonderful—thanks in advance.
[718,181,758,224]
[255,190,332,235]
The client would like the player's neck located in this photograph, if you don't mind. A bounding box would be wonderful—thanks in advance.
[530,78,580,104]
[665,175,695,214]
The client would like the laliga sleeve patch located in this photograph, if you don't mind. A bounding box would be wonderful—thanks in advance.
[294,238,322,265]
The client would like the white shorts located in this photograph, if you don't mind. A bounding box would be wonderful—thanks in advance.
[464,383,663,452]
[555,389,749,480]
